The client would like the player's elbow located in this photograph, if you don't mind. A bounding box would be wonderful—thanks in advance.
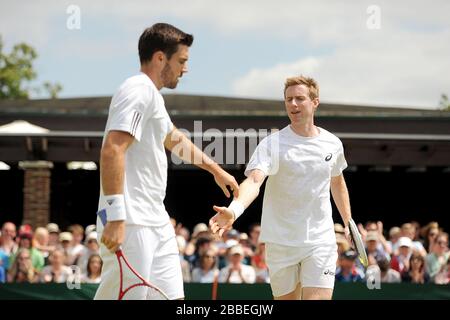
[101,143,125,164]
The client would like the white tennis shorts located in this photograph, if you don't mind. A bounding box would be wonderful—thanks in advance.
[265,242,338,297]
[94,221,184,300]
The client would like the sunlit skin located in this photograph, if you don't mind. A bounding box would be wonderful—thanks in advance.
[284,84,319,137]
[141,44,189,90]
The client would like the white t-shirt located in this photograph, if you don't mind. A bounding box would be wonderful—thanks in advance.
[245,125,347,247]
[98,73,174,227]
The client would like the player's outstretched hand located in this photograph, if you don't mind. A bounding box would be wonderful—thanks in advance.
[213,170,239,198]
[209,205,235,238]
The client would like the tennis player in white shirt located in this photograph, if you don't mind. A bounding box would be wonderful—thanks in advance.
[94,23,239,300]
[210,75,353,300]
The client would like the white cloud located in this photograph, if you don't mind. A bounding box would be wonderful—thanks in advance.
[231,6,450,109]
[1,1,449,107]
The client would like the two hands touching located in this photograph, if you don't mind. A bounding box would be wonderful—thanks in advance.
[101,168,240,253]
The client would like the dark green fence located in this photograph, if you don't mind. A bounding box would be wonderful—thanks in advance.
[0,283,449,300]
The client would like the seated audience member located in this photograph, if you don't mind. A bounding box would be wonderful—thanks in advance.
[335,250,365,283]
[390,237,413,274]
[81,254,102,284]
[9,228,44,272]
[7,248,38,283]
[77,231,99,275]
[46,223,60,248]
[191,248,219,283]
[218,245,256,284]
[401,223,427,257]
[425,232,449,282]
[40,249,74,283]
[402,252,430,284]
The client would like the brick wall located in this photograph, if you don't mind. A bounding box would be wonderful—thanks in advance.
[19,161,53,228]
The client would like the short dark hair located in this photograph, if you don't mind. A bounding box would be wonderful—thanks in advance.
[138,23,194,64]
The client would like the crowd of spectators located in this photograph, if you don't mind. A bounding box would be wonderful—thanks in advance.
[0,219,448,286]
[0,222,101,284]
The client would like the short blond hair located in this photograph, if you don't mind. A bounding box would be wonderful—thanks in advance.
[284,75,319,100]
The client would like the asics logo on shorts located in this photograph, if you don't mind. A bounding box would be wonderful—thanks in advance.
[325,153,333,161]
[323,269,335,276]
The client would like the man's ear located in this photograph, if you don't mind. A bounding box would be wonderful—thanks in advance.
[151,50,166,64]
[313,98,320,110]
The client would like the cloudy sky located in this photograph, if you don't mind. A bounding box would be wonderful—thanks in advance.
[1,0,449,109]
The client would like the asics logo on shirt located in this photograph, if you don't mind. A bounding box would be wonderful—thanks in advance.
[106,199,114,205]
[325,153,333,161]
[323,269,335,276]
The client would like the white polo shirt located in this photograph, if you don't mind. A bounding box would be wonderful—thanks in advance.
[98,73,173,227]
[245,125,347,247]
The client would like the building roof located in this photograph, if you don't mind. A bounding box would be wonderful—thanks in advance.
[0,94,448,118]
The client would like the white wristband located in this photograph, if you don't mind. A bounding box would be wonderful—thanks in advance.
[228,200,245,220]
[104,194,126,221]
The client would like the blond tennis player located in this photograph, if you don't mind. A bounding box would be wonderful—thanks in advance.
[210,75,353,300]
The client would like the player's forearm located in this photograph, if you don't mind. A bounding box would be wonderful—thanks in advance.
[233,177,261,210]
[100,145,125,195]
[166,127,220,173]
[331,175,352,227]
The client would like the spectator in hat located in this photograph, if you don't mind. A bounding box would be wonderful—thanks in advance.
[9,229,44,272]
[390,237,413,274]
[81,254,102,284]
[85,225,96,238]
[365,231,390,264]
[77,231,100,275]
[359,221,392,255]
[40,249,73,283]
[335,250,365,282]
[46,223,60,248]
[59,232,74,266]
[334,223,345,236]
[7,248,39,283]
[425,232,449,282]
[218,245,256,284]
[185,223,210,256]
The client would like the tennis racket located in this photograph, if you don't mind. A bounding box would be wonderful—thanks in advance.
[348,218,369,268]
[97,209,170,300]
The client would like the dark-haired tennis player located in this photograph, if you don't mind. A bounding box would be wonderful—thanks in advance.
[94,23,239,300]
